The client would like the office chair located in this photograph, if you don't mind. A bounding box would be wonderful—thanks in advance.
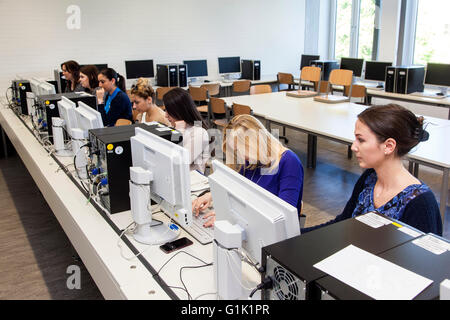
[189,86,210,114]
[232,103,252,116]
[155,87,177,110]
[250,84,272,95]
[209,97,230,129]
[277,72,297,91]
[314,69,353,104]
[232,80,251,96]
[200,83,221,98]
[115,119,132,126]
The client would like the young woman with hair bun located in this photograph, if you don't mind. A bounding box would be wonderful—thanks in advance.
[130,78,169,125]
[303,104,442,235]
[97,68,132,126]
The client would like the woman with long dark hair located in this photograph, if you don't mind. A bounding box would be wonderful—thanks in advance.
[97,68,132,127]
[163,87,210,173]
[61,60,84,92]
[79,65,100,95]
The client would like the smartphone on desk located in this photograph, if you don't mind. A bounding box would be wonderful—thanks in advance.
[160,237,193,254]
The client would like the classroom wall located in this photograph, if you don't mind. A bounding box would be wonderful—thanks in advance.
[0,0,306,92]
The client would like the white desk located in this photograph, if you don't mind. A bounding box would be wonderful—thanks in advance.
[365,89,450,119]
[222,92,450,222]
[0,101,261,300]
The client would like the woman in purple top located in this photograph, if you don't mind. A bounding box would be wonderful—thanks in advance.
[192,114,304,227]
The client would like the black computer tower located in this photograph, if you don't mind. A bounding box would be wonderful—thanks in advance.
[241,60,261,80]
[36,92,97,143]
[385,66,397,93]
[178,64,188,87]
[156,64,179,87]
[88,123,183,214]
[310,60,339,81]
[385,66,425,94]
[11,80,32,114]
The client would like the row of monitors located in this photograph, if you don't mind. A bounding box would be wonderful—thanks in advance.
[122,57,241,79]
[301,54,450,87]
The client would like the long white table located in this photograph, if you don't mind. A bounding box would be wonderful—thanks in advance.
[222,92,450,222]
[0,101,261,300]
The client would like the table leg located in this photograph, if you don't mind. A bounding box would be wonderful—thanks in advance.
[1,126,8,158]
[413,163,419,178]
[440,168,449,225]
[307,134,317,169]
[408,161,414,174]
[347,145,352,159]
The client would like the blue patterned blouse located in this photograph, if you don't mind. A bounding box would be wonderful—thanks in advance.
[351,171,432,221]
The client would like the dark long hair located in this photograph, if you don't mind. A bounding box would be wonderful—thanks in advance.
[61,60,80,88]
[80,65,99,90]
[163,87,208,129]
[99,68,126,92]
[357,104,429,157]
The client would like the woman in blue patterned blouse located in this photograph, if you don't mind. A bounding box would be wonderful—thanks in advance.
[303,104,442,235]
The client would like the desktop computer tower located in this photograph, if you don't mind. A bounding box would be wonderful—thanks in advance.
[156,64,179,87]
[11,80,31,114]
[36,92,97,143]
[385,66,425,94]
[309,60,339,81]
[88,123,183,214]
[178,64,188,87]
[241,60,261,80]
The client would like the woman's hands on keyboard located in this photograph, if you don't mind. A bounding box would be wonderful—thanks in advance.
[192,192,216,227]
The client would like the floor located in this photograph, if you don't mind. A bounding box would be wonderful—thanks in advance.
[0,121,448,300]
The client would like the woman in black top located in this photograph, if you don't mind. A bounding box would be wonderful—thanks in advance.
[97,68,132,127]
[61,60,84,93]
[303,104,442,235]
[79,65,100,96]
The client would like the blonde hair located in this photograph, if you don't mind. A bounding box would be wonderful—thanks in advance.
[130,77,155,100]
[222,114,287,173]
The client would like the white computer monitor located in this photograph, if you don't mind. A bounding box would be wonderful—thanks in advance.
[30,78,42,96]
[74,101,104,138]
[57,96,78,137]
[208,160,300,264]
[131,127,192,228]
[38,81,56,95]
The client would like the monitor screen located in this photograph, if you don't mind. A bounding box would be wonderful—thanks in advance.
[74,101,103,138]
[183,60,208,77]
[131,127,192,228]
[301,54,320,70]
[125,60,154,79]
[340,57,364,77]
[364,61,393,82]
[218,56,241,74]
[208,160,300,264]
[425,63,450,87]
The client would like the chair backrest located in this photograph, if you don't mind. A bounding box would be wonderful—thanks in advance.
[210,97,227,115]
[300,66,321,82]
[189,86,209,102]
[344,84,366,98]
[250,84,272,95]
[314,80,329,93]
[115,118,132,126]
[132,109,140,122]
[329,69,353,86]
[277,72,294,85]
[200,83,221,97]
[232,80,251,94]
[156,87,175,101]
[232,103,252,116]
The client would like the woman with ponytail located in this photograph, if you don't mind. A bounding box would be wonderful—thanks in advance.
[97,68,132,126]
[303,104,442,235]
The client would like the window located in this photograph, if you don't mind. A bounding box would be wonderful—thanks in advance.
[333,0,379,61]
[413,0,450,65]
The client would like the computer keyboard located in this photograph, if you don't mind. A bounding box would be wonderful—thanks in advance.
[183,214,214,245]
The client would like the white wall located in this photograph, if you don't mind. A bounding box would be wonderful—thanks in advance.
[377,0,401,64]
[0,0,306,91]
